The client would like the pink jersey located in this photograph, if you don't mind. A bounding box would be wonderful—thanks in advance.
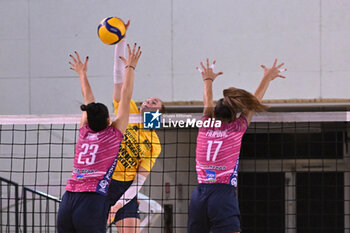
[196,115,248,187]
[65,125,123,195]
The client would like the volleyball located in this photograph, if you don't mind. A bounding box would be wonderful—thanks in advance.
[97,17,126,45]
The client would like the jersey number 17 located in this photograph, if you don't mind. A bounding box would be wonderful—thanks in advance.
[206,140,223,162]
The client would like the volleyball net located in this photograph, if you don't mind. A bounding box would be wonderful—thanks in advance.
[0,112,349,233]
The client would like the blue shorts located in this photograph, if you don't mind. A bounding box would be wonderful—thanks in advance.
[108,179,140,222]
[57,191,110,233]
[188,183,241,233]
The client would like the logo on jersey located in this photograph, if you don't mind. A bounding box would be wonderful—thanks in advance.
[205,170,216,182]
[76,174,84,179]
[229,158,240,187]
[99,180,108,189]
[96,154,119,196]
[143,110,161,129]
[87,133,98,141]
[97,180,109,195]
[230,174,237,187]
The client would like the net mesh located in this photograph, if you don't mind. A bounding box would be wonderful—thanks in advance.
[0,112,349,233]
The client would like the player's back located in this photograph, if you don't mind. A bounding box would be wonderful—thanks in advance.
[196,115,248,186]
[66,124,123,193]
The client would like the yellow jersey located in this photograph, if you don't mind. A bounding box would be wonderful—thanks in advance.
[112,99,161,181]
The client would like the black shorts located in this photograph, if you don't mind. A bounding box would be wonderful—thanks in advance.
[108,179,140,222]
[57,191,110,233]
[188,183,241,233]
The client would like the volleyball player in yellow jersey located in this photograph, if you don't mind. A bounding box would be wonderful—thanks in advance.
[107,21,164,233]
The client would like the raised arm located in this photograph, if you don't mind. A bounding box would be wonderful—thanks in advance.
[244,59,286,124]
[69,51,94,126]
[113,20,130,103]
[197,58,223,115]
[111,43,142,133]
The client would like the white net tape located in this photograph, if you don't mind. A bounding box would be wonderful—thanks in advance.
[0,112,349,125]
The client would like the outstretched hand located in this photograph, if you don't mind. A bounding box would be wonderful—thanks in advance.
[196,58,223,82]
[125,20,130,32]
[69,51,88,75]
[119,43,142,68]
[261,59,286,81]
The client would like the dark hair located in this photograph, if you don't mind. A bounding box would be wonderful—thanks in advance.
[80,102,109,132]
[160,103,166,114]
[214,87,268,122]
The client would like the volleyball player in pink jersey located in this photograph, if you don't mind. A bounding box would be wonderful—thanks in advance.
[188,58,286,233]
[57,44,142,233]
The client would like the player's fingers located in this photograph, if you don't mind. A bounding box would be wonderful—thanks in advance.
[216,72,223,77]
[277,62,285,69]
[127,44,131,55]
[277,75,286,79]
[125,20,130,29]
[196,67,203,73]
[214,72,223,78]
[75,51,81,63]
[279,68,287,73]
[273,58,277,67]
[69,54,77,63]
[135,46,141,57]
[119,56,127,64]
[136,48,142,59]
[84,56,89,65]
[137,51,142,59]
[132,43,137,55]
[200,62,206,71]
[211,60,216,69]
[261,65,266,70]
[206,58,209,69]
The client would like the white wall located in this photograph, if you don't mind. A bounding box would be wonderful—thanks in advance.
[1,0,350,114]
